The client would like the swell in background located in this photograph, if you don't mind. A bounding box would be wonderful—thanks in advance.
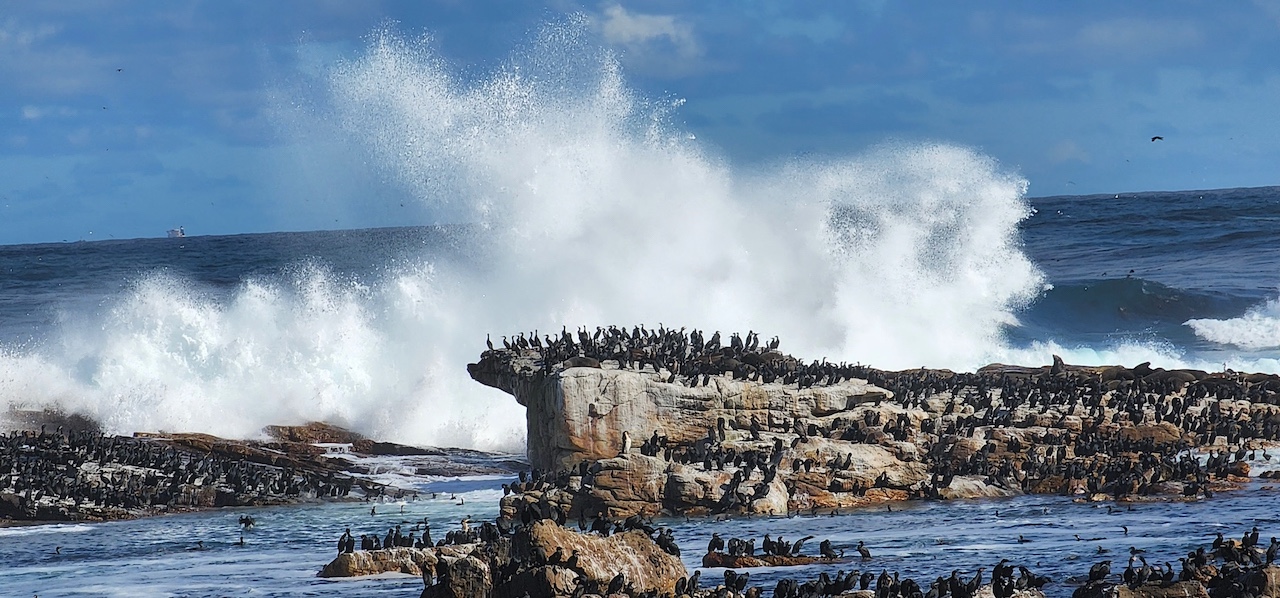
[2,22,1270,450]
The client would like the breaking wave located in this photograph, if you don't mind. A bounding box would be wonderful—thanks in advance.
[1,21,1072,449]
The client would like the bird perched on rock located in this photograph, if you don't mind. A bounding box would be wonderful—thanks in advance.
[1089,560,1112,582]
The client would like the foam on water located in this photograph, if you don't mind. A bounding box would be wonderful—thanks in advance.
[8,20,1267,450]
[0,523,94,537]
[1187,295,1280,350]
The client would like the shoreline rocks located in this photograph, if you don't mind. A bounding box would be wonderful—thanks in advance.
[319,520,686,598]
[0,420,521,524]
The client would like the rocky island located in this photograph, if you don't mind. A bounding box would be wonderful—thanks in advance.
[468,326,1276,524]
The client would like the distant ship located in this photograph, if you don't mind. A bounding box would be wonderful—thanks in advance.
[167,226,185,238]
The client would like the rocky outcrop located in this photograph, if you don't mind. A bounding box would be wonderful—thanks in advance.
[424,554,492,598]
[263,421,365,444]
[320,520,686,598]
[701,551,832,568]
[477,354,1025,519]
[473,341,1278,519]
[513,520,687,597]
[318,545,477,578]
[471,357,891,472]
[1,420,525,523]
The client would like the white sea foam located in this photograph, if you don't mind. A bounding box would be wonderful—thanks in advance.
[0,523,94,537]
[0,22,1075,450]
[1186,296,1280,350]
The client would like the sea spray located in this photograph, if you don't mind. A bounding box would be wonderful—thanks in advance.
[328,23,1049,366]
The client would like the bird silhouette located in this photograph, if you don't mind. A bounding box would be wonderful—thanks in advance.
[1151,136,1164,142]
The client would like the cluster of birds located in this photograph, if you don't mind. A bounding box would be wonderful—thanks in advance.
[481,328,1280,516]
[483,325,871,389]
[336,520,445,553]
[1075,528,1280,598]
[705,532,858,561]
[1,426,355,518]
[720,558,1048,598]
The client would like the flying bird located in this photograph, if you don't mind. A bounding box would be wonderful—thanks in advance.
[1151,136,1163,142]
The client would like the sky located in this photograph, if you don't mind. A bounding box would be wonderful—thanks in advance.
[2,1,1279,245]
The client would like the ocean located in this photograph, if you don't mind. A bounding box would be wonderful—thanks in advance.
[2,187,1279,450]
[3,25,1280,597]
[4,464,1280,598]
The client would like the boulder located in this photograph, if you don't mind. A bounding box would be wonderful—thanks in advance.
[700,551,831,568]
[512,520,687,597]
[493,566,579,598]
[263,421,364,444]
[318,545,476,578]
[937,475,1021,500]
[422,554,491,598]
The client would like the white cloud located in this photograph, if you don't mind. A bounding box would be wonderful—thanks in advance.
[597,3,700,73]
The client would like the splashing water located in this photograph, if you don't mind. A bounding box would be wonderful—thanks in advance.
[326,24,1045,365]
[2,22,1064,449]
[1187,296,1280,351]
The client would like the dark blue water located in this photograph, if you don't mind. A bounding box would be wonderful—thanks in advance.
[1010,187,1280,355]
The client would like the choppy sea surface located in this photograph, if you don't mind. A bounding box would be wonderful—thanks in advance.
[4,469,1280,598]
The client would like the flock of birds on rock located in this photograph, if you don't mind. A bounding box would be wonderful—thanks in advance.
[1073,527,1280,598]
[481,326,1280,513]
[764,557,1049,598]
[0,426,355,518]
[485,325,873,389]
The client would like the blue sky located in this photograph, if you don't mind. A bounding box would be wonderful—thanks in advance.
[2,1,1279,244]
